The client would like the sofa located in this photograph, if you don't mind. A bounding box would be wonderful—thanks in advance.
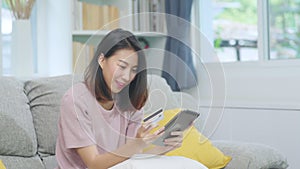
[0,74,288,169]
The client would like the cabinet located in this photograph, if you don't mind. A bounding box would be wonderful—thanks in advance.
[72,0,167,73]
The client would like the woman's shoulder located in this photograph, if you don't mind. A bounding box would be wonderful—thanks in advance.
[62,82,92,101]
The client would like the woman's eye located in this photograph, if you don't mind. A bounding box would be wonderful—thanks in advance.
[132,68,138,73]
[118,65,126,69]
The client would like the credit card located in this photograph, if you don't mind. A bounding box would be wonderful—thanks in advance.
[143,108,164,124]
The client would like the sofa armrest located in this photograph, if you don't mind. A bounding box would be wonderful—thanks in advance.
[211,140,288,169]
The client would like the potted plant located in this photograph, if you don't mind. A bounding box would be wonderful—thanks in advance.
[5,0,35,19]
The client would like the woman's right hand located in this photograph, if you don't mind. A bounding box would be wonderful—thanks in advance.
[135,122,165,147]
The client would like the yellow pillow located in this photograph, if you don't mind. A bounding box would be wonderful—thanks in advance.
[0,160,6,169]
[152,108,231,169]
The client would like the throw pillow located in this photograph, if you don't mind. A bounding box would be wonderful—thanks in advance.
[0,160,6,169]
[151,108,231,169]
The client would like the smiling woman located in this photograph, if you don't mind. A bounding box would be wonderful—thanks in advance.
[55,28,208,169]
[84,28,148,112]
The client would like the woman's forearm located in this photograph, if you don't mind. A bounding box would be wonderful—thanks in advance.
[77,141,146,169]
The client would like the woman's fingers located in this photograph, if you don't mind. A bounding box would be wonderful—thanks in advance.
[136,124,165,146]
[142,121,152,129]
[170,131,183,137]
[164,136,183,143]
[144,127,164,142]
[163,131,184,148]
[144,123,158,133]
[137,123,158,138]
[154,127,165,135]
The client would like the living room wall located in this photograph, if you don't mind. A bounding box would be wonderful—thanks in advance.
[187,62,300,169]
[36,0,72,76]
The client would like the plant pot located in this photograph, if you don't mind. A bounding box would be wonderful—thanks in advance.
[11,19,34,77]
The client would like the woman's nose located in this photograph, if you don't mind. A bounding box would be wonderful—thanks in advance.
[122,68,131,82]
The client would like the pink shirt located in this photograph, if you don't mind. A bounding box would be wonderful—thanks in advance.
[55,83,143,169]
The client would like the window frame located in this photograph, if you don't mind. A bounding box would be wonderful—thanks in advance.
[194,0,300,110]
[258,0,300,67]
[196,0,300,66]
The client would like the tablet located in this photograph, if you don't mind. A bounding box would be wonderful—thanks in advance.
[152,110,200,146]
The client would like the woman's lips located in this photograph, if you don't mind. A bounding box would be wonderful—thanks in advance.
[115,80,125,89]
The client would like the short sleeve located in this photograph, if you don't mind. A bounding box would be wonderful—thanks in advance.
[126,109,143,138]
[59,93,95,149]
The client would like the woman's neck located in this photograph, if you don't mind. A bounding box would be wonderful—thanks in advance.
[99,100,114,110]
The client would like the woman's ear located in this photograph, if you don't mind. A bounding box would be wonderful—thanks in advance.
[98,53,105,68]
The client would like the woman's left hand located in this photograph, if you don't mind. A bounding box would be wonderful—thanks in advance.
[163,131,184,149]
[145,130,184,155]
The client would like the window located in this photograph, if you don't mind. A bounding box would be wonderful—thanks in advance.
[192,0,300,110]
[196,0,300,63]
[213,0,258,62]
[1,6,13,75]
[269,0,300,60]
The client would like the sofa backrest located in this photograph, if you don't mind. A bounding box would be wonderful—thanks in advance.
[0,77,37,157]
[23,75,82,157]
[144,74,198,114]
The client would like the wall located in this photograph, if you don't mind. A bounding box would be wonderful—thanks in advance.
[187,62,300,169]
[36,0,72,76]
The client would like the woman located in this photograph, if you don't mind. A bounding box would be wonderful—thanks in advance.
[55,28,207,169]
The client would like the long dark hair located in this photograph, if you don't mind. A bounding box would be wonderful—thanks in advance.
[84,28,148,112]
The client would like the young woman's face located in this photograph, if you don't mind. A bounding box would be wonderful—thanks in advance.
[99,49,138,94]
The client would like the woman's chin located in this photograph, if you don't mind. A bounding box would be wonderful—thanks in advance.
[112,83,127,93]
[111,87,123,94]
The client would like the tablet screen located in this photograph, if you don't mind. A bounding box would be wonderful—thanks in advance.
[152,110,200,146]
